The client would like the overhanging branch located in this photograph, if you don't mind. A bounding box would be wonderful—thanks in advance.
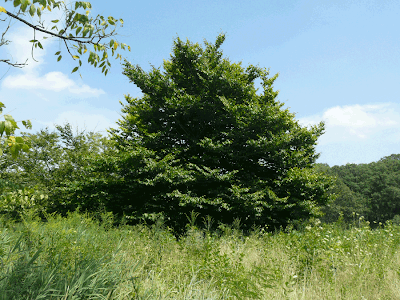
[4,9,102,45]
[0,59,27,67]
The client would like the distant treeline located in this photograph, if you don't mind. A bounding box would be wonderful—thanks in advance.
[315,154,400,224]
[1,123,399,228]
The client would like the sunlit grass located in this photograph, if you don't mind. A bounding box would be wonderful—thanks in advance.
[0,211,400,299]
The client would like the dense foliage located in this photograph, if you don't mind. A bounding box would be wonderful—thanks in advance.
[324,154,400,224]
[1,212,400,299]
[0,124,110,218]
[2,34,399,232]
[67,34,334,232]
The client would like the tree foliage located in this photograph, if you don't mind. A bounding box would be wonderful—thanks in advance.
[313,164,369,224]
[0,0,130,75]
[0,123,110,215]
[64,34,334,232]
[0,102,31,158]
[329,154,400,223]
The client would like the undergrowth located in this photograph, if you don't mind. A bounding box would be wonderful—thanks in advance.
[0,212,400,299]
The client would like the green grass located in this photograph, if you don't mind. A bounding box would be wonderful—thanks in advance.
[0,212,400,299]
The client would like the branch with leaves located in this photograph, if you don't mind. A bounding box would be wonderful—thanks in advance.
[0,0,131,76]
[0,102,32,158]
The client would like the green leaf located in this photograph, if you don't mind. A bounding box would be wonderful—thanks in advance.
[3,114,16,123]
[4,120,13,136]
[38,42,43,49]
[82,27,89,37]
[71,66,79,73]
[20,0,30,12]
[108,16,115,25]
[55,51,61,55]
[76,27,82,35]
[57,55,62,62]
[0,121,5,136]
[22,120,32,129]
[15,136,24,143]
[51,19,59,23]
[29,4,35,16]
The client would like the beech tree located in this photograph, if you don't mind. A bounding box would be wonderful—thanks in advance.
[0,0,130,75]
[67,34,334,232]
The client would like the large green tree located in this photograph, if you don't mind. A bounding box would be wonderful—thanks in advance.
[75,33,332,232]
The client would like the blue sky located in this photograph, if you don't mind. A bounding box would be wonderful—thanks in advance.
[1,0,399,166]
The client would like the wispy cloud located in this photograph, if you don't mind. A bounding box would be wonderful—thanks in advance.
[0,24,54,71]
[299,103,400,144]
[2,71,105,96]
[0,23,105,97]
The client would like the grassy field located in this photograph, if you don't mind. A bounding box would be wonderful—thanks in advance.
[1,212,400,299]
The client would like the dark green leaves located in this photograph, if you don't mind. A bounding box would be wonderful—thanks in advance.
[104,34,333,232]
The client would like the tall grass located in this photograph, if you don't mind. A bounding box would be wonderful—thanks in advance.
[1,212,400,299]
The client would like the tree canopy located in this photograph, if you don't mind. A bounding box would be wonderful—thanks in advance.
[328,155,400,223]
[0,123,110,218]
[61,33,334,232]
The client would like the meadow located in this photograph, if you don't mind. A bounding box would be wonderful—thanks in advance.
[1,212,400,299]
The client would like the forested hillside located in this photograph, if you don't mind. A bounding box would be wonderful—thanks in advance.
[317,154,400,224]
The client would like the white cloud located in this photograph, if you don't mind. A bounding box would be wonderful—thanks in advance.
[299,103,400,165]
[1,22,104,97]
[2,71,105,96]
[0,25,54,71]
[299,103,400,144]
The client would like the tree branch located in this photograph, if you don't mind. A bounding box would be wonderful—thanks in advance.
[0,59,27,67]
[4,9,101,45]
